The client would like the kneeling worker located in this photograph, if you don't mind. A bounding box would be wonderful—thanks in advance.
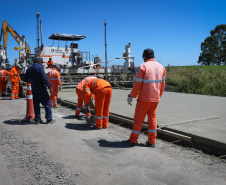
[84,74,112,129]
[47,65,62,108]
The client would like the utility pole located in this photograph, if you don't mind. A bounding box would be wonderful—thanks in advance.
[36,11,40,48]
[104,20,107,74]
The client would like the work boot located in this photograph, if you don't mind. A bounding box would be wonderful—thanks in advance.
[31,120,43,124]
[75,115,80,119]
[146,141,155,148]
[122,139,137,147]
[10,98,15,100]
[46,119,56,124]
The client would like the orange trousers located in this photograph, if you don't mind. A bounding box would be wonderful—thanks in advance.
[75,88,91,117]
[50,86,59,107]
[95,87,112,129]
[0,80,7,95]
[10,82,19,99]
[130,100,158,144]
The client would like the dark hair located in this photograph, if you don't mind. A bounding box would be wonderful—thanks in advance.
[143,48,154,59]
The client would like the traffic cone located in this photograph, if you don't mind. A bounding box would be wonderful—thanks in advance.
[22,83,35,122]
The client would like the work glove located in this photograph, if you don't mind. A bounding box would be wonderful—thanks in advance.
[127,94,133,106]
[59,86,62,91]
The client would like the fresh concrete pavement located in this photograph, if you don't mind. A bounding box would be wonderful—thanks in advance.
[58,88,226,155]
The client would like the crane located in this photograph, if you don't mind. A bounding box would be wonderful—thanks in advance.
[0,20,31,57]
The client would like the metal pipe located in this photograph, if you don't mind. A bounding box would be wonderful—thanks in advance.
[40,20,43,46]
[36,11,40,47]
[104,20,107,74]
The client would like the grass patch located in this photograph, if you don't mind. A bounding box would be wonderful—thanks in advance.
[165,65,226,97]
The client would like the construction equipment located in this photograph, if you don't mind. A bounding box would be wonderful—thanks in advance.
[0,20,32,73]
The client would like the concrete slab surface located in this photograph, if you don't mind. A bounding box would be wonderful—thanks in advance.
[58,88,226,149]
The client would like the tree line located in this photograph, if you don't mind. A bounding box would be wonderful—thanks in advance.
[198,24,226,66]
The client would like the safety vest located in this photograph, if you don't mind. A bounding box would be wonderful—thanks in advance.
[130,59,166,102]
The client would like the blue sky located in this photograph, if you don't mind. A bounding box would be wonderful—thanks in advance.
[1,0,226,67]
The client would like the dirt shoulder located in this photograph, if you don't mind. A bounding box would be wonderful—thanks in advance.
[0,97,226,185]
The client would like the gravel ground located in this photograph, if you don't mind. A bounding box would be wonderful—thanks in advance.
[0,96,226,185]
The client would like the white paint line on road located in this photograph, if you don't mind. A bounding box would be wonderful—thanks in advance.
[52,112,64,118]
[159,116,219,128]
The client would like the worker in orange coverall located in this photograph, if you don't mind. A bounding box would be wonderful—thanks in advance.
[75,76,97,118]
[47,58,54,68]
[9,64,22,100]
[122,48,166,147]
[84,74,112,129]
[0,67,10,96]
[47,64,62,108]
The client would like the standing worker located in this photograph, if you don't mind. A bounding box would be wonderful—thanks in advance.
[0,67,10,96]
[23,57,54,124]
[75,76,97,118]
[47,64,62,108]
[9,64,22,100]
[122,48,166,147]
[46,58,54,68]
[84,74,112,129]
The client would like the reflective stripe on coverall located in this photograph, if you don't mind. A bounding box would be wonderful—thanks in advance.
[84,78,112,129]
[9,67,21,99]
[47,68,61,107]
[75,76,97,116]
[0,69,10,95]
[129,59,166,144]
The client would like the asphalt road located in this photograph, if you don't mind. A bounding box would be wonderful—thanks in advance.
[0,95,226,185]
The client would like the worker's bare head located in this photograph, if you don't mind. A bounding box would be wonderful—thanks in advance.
[35,57,44,65]
[49,58,52,60]
[142,48,154,61]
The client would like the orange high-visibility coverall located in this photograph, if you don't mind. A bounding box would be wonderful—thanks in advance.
[47,68,61,107]
[75,76,97,117]
[0,69,10,96]
[47,60,54,68]
[129,59,166,144]
[84,78,112,129]
[9,67,21,99]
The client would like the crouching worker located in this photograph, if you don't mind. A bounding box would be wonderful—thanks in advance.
[75,76,97,118]
[84,74,112,129]
[47,65,62,108]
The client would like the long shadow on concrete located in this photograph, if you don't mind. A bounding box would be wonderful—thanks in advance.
[98,139,146,148]
[65,123,99,131]
[3,119,36,125]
